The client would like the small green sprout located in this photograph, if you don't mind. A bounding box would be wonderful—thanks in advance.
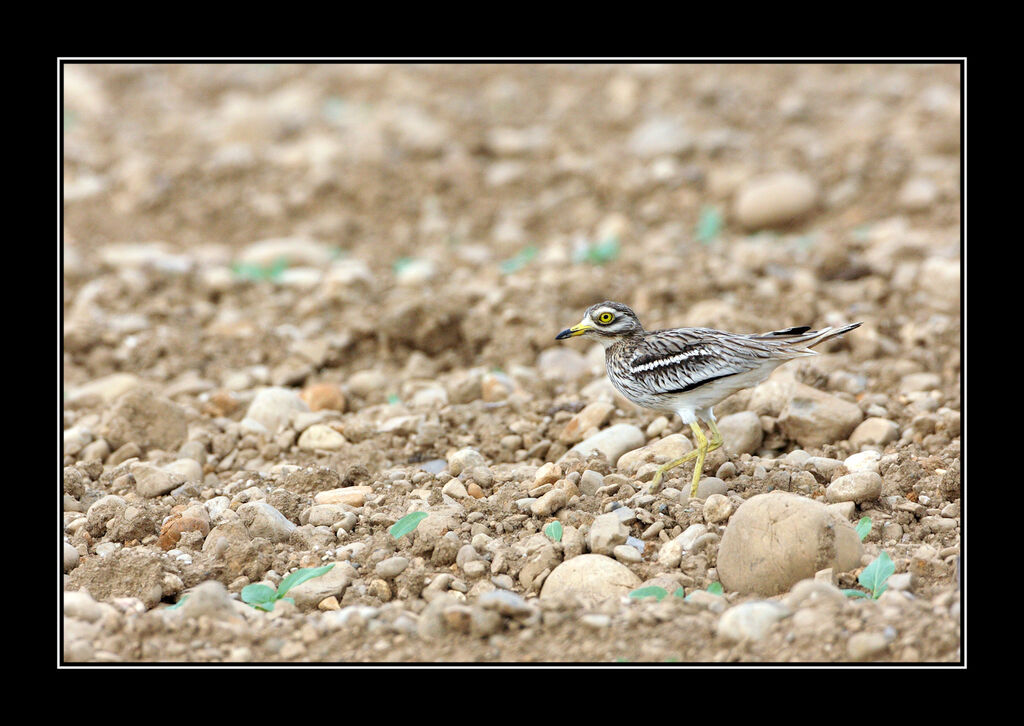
[499,245,538,274]
[390,511,428,539]
[695,206,723,244]
[856,516,872,542]
[573,236,621,265]
[629,586,668,601]
[392,257,419,275]
[843,551,895,600]
[167,596,189,610]
[386,393,401,405]
[241,564,335,612]
[544,520,563,542]
[232,257,289,282]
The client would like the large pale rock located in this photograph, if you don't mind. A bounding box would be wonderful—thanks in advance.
[717,601,791,642]
[64,373,141,407]
[849,418,899,448]
[717,492,862,596]
[236,501,296,543]
[717,411,763,455]
[558,401,615,444]
[131,462,182,498]
[562,424,645,467]
[734,172,818,229]
[297,424,346,451]
[100,389,189,452]
[777,382,863,449]
[245,387,309,434]
[825,472,883,504]
[539,554,641,605]
[66,547,170,609]
[616,434,693,475]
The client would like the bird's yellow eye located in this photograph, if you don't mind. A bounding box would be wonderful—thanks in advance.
[598,312,614,324]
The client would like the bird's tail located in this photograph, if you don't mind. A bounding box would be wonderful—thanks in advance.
[754,322,862,354]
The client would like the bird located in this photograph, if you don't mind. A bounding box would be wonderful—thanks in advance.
[555,301,861,498]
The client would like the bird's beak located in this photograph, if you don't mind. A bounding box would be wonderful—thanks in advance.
[556,322,592,340]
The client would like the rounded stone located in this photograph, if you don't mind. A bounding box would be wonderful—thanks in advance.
[825,471,883,504]
[539,554,641,605]
[563,424,646,468]
[375,556,410,579]
[702,494,733,524]
[717,411,763,455]
[717,491,863,596]
[717,601,791,642]
[245,387,309,434]
[849,418,899,448]
[297,424,346,451]
[734,172,818,229]
[63,542,81,572]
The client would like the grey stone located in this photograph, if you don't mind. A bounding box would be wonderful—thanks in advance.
[236,501,296,543]
[718,411,763,455]
[245,387,309,434]
[717,601,791,641]
[825,472,883,504]
[717,492,863,596]
[131,462,182,498]
[777,383,863,449]
[587,512,629,555]
[734,172,818,229]
[375,556,410,579]
[563,424,646,468]
[539,554,641,605]
[286,561,357,610]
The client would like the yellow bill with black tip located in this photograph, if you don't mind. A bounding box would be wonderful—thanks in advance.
[555,323,592,340]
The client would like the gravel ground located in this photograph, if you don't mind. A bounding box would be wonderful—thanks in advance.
[61,62,962,664]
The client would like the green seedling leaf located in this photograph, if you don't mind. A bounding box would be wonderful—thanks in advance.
[707,581,724,596]
[231,256,290,282]
[587,236,620,264]
[856,516,872,542]
[695,206,723,244]
[167,596,189,610]
[572,236,621,265]
[858,550,895,599]
[392,257,415,274]
[241,584,277,606]
[267,256,288,280]
[544,520,563,542]
[499,245,538,274]
[390,511,429,539]
[842,589,870,599]
[673,587,686,599]
[629,586,668,601]
[277,564,335,597]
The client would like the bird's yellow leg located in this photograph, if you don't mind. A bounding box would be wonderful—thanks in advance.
[688,421,710,498]
[646,442,701,494]
[706,418,723,454]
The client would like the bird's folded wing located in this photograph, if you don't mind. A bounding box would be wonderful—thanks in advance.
[627,329,769,394]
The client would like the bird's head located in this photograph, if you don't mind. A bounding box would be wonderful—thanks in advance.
[555,301,644,347]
